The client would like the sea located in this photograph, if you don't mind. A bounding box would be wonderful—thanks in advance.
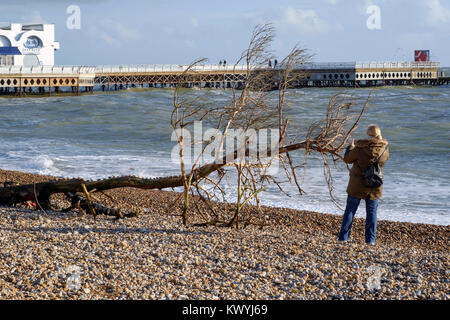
[0,85,449,225]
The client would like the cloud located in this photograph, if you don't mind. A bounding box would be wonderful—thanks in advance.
[163,26,176,35]
[185,39,196,48]
[189,17,199,28]
[20,11,49,24]
[99,31,120,46]
[101,19,140,40]
[359,0,389,15]
[280,7,330,35]
[423,0,450,27]
[87,25,119,47]
[88,20,140,47]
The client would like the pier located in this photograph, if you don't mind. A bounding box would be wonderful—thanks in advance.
[0,61,446,96]
[94,64,248,91]
[0,65,95,95]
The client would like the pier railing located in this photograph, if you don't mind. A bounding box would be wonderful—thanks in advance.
[0,66,96,74]
[300,62,440,69]
[355,61,440,69]
[94,64,252,73]
[301,62,356,69]
[0,61,440,75]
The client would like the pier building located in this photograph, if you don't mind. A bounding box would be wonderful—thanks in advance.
[0,23,60,67]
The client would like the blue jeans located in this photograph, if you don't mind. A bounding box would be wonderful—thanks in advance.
[338,195,378,244]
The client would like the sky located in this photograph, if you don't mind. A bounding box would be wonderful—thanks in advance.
[1,0,449,66]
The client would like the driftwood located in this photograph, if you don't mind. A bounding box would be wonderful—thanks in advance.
[0,141,314,210]
[63,192,138,219]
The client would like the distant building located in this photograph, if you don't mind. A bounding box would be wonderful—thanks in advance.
[0,23,60,67]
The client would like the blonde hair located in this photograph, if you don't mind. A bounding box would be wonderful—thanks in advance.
[367,124,382,139]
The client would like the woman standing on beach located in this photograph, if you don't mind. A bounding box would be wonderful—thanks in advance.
[338,124,389,245]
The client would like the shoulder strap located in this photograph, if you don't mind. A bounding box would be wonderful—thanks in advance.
[374,147,387,164]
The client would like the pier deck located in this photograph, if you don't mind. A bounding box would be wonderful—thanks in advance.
[0,62,445,96]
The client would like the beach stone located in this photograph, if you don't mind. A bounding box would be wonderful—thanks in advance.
[0,168,447,300]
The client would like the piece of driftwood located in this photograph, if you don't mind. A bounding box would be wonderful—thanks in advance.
[0,141,318,209]
[64,191,138,219]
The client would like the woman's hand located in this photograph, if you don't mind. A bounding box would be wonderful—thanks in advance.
[349,138,355,148]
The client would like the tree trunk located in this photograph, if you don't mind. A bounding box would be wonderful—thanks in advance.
[0,163,225,207]
[0,140,324,207]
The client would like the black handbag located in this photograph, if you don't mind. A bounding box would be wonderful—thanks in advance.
[363,147,387,188]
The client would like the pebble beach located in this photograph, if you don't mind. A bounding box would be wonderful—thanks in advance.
[0,169,448,300]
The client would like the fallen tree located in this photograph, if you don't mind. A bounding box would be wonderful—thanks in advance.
[0,142,303,204]
[0,119,364,216]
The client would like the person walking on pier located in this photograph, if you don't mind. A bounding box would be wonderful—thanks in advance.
[338,124,389,245]
[219,60,222,66]
[268,60,272,67]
